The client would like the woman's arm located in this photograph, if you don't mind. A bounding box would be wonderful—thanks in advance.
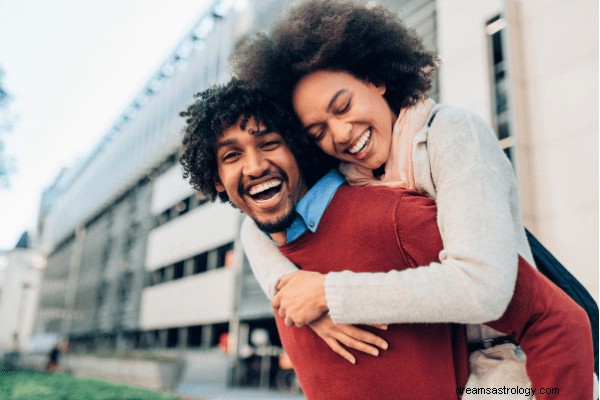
[327,107,518,324]
[240,216,299,299]
[276,107,520,326]
[241,216,388,362]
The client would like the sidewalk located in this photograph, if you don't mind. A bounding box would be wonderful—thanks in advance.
[175,382,306,400]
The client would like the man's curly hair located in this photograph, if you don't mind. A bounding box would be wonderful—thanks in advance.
[232,0,438,114]
[179,79,336,203]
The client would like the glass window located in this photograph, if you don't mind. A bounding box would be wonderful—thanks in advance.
[486,15,514,163]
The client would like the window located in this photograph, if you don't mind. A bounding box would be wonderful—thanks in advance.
[166,328,179,348]
[211,323,229,348]
[97,281,108,305]
[119,271,133,302]
[187,325,203,347]
[147,242,236,286]
[101,238,113,265]
[173,261,184,280]
[216,243,235,268]
[486,15,515,162]
[194,253,208,274]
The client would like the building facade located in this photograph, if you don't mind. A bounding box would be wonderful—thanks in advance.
[31,0,597,390]
[436,0,598,299]
[0,234,45,357]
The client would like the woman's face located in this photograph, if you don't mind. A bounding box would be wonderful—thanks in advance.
[292,70,396,170]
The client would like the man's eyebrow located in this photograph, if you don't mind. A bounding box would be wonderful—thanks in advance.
[327,89,349,111]
[215,138,237,150]
[254,128,272,137]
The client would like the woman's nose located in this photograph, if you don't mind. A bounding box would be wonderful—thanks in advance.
[329,119,352,146]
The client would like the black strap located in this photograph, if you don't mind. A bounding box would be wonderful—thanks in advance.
[526,229,599,376]
[468,336,517,353]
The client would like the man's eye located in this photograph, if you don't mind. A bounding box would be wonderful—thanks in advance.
[261,140,280,150]
[222,152,240,162]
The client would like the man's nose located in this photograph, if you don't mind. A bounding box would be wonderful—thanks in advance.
[242,152,270,177]
[329,119,352,146]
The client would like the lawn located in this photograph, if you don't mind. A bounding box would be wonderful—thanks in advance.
[0,368,180,400]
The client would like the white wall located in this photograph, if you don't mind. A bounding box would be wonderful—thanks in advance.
[145,202,241,271]
[0,250,43,353]
[151,165,195,216]
[507,0,598,298]
[436,0,598,299]
[139,268,235,329]
[436,0,504,121]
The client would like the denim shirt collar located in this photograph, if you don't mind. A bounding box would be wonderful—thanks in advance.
[286,169,345,243]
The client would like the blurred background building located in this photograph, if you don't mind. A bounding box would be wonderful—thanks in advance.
[3,0,595,392]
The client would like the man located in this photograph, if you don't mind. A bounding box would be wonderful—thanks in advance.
[180,79,469,400]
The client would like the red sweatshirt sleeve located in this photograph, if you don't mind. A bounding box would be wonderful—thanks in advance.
[487,259,593,399]
[395,192,594,399]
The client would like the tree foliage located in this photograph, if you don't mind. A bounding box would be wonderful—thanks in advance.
[0,68,15,188]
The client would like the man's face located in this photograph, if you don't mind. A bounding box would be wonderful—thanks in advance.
[215,116,307,234]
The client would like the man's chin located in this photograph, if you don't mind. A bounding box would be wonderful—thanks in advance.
[254,211,296,234]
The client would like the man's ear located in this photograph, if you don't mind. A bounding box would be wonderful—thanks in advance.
[214,176,225,193]
[375,82,386,95]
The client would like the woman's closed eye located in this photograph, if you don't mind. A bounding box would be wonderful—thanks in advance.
[306,125,325,142]
[334,99,352,115]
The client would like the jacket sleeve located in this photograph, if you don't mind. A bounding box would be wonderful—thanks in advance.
[485,258,594,398]
[326,107,519,324]
[240,216,299,299]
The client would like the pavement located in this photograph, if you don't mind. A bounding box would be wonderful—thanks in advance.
[175,382,306,400]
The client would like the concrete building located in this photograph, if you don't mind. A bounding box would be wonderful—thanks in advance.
[33,0,292,388]
[31,0,596,391]
[0,233,46,357]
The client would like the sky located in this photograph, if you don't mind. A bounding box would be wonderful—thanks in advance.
[0,0,214,250]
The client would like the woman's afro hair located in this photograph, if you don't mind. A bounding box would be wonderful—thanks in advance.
[232,0,438,114]
[179,79,336,203]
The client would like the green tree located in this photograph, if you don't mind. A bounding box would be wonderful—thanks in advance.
[0,68,15,188]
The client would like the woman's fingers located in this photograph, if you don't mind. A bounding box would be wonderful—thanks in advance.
[338,325,389,351]
[323,337,356,364]
[368,324,388,331]
[335,333,380,357]
[308,315,388,364]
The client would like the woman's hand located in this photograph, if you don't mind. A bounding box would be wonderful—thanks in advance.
[272,270,328,327]
[309,315,389,364]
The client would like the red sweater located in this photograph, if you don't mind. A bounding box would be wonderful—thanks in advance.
[279,185,469,400]
[279,185,593,400]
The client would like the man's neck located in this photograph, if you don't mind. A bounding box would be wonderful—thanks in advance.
[270,231,287,246]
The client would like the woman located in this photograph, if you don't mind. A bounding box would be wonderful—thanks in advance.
[232,0,594,397]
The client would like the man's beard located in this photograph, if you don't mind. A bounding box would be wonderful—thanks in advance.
[254,207,297,234]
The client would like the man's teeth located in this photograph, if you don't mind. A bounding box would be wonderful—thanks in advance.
[348,130,371,154]
[248,179,282,196]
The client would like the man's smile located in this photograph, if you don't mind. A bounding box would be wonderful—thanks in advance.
[248,178,283,202]
[241,172,288,210]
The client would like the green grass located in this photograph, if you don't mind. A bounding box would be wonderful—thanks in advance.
[0,369,180,400]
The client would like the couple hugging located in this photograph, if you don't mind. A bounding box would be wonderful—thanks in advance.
[179,1,594,399]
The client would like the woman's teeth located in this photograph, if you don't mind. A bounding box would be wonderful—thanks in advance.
[348,130,371,155]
